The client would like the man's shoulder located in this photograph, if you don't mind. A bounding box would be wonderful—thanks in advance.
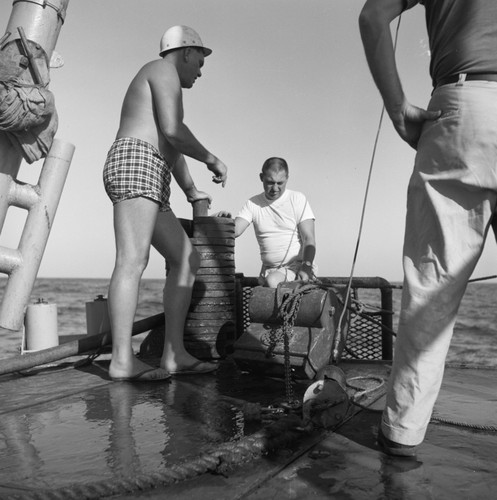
[238,193,268,215]
[136,58,178,81]
[248,192,266,205]
[286,189,307,201]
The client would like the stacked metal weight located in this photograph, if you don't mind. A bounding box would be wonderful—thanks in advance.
[184,216,236,358]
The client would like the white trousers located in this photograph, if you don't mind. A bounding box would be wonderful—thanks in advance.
[382,79,497,445]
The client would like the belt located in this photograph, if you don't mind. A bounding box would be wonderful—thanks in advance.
[436,73,497,88]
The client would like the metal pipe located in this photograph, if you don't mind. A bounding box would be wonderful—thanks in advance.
[321,276,399,289]
[0,139,74,330]
[0,1,72,333]
[0,133,23,232]
[0,313,165,376]
[192,199,209,217]
[6,0,69,59]
[8,179,40,210]
[380,287,393,360]
[239,275,397,361]
[0,247,23,274]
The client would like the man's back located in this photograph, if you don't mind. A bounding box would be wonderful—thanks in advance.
[421,0,497,85]
[116,59,180,163]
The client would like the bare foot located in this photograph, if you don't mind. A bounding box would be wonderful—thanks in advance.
[109,356,169,381]
[161,352,216,375]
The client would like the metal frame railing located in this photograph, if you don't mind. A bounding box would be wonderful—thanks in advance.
[235,274,396,361]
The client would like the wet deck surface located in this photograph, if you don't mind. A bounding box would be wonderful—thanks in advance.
[0,355,496,499]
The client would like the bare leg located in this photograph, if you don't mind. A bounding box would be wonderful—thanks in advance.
[265,270,288,288]
[108,198,168,380]
[152,211,216,372]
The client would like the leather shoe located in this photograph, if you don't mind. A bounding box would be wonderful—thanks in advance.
[377,428,417,457]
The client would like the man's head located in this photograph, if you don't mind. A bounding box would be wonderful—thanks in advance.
[260,157,289,201]
[160,26,210,89]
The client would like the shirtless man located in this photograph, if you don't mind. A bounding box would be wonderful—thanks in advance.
[103,26,227,381]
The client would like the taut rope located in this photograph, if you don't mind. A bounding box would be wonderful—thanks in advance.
[333,15,403,362]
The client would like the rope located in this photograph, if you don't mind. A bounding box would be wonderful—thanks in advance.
[389,274,497,288]
[468,274,497,283]
[9,414,307,500]
[346,375,386,411]
[343,374,497,430]
[435,364,497,431]
[430,415,497,433]
[333,16,403,363]
[350,297,394,316]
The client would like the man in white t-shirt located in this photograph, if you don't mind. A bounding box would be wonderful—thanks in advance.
[218,157,317,287]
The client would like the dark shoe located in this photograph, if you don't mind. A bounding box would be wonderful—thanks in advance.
[377,428,417,457]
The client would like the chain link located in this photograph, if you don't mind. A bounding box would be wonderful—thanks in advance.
[277,283,320,408]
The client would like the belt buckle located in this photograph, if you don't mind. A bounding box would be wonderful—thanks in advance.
[456,73,467,86]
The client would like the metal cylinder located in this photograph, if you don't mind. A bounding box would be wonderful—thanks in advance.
[5,0,69,59]
[85,295,110,336]
[23,298,58,351]
[192,199,209,218]
[248,285,333,328]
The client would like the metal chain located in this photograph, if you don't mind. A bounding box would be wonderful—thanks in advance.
[262,326,281,358]
[277,283,319,408]
[281,299,300,405]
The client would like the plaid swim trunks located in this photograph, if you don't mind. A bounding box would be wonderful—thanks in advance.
[103,137,172,212]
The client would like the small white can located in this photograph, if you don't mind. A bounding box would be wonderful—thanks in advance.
[24,298,59,351]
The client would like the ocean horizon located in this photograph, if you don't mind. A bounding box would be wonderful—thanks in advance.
[0,277,496,367]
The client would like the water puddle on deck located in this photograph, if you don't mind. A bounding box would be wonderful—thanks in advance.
[0,361,288,492]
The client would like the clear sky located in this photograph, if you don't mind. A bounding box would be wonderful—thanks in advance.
[1,0,496,283]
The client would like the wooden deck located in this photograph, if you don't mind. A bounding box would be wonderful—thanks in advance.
[0,351,496,499]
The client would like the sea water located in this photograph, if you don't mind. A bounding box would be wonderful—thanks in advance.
[0,277,164,359]
[0,277,496,366]
[358,280,497,367]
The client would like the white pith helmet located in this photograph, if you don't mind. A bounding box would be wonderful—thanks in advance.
[159,25,212,57]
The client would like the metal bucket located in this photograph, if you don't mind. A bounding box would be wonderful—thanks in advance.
[85,295,110,336]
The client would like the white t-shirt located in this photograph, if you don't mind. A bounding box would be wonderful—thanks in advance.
[237,189,315,268]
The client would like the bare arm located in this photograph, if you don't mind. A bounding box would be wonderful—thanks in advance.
[210,213,250,238]
[234,217,250,238]
[172,154,212,205]
[149,59,227,185]
[297,219,316,281]
[359,0,441,149]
